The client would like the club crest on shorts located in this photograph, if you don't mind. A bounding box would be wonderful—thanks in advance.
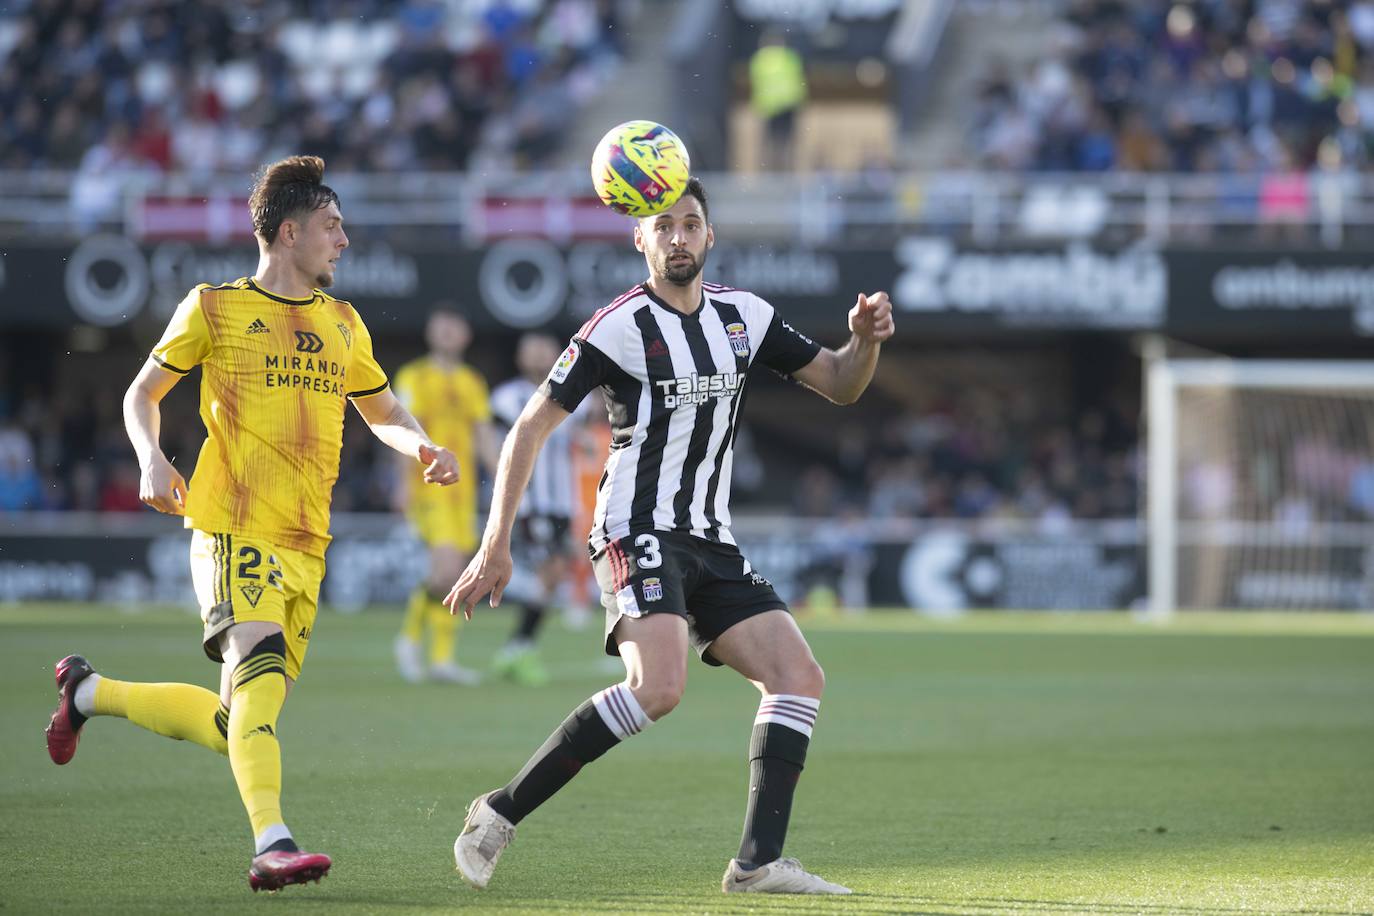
[551,341,580,383]
[725,322,750,358]
[240,583,264,608]
[641,577,663,601]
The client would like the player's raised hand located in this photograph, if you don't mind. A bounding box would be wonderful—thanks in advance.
[419,443,459,485]
[849,291,895,344]
[444,544,512,620]
[139,454,189,516]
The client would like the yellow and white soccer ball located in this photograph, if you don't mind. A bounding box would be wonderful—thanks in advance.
[590,120,692,218]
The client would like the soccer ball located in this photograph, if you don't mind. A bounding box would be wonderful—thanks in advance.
[590,120,691,218]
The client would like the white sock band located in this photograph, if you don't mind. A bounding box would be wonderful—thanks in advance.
[755,694,820,739]
[592,683,650,740]
[254,823,294,855]
[73,674,101,718]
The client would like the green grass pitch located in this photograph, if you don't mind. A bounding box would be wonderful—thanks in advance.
[2,605,1372,915]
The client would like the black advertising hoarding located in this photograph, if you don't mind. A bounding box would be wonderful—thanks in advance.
[2,236,1371,340]
[0,237,427,332]
[0,516,1147,611]
[1169,249,1374,339]
[0,236,1165,336]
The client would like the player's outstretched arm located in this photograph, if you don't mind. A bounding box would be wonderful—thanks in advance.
[791,291,895,405]
[351,388,459,485]
[123,359,191,515]
[445,390,570,619]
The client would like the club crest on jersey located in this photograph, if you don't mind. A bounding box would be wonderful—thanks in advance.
[641,577,663,601]
[551,341,580,384]
[725,322,750,357]
[336,322,352,349]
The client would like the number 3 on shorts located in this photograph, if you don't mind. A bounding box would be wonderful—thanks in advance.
[634,533,663,569]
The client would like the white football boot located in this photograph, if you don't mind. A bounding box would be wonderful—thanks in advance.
[721,857,852,895]
[454,793,515,889]
[430,661,482,686]
[393,636,425,684]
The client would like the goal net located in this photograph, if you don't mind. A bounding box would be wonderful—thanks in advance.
[1147,359,1374,615]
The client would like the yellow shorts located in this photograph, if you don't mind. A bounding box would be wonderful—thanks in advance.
[408,497,478,553]
[190,529,324,680]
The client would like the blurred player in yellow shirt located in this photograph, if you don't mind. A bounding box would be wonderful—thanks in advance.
[43,156,460,893]
[392,309,500,684]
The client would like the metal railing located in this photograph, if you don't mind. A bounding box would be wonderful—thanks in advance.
[3,169,1373,246]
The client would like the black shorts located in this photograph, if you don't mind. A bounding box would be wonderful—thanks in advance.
[513,514,575,566]
[592,530,787,667]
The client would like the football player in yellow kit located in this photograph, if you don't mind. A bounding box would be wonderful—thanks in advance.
[44,156,460,892]
[392,310,500,684]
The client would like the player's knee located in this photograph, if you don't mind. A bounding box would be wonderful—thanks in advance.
[629,675,685,720]
[803,660,826,698]
[773,659,825,699]
[431,547,466,586]
[221,621,285,667]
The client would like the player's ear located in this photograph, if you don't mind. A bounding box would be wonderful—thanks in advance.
[278,219,296,247]
[706,224,714,249]
[633,223,645,252]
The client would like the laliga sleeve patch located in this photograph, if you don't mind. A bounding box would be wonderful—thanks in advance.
[550,341,581,384]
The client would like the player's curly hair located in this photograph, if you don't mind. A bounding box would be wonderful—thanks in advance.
[248,155,340,245]
[683,176,708,221]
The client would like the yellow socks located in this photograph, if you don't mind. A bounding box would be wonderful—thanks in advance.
[400,589,427,643]
[426,598,459,666]
[92,677,228,756]
[403,587,462,667]
[227,633,291,849]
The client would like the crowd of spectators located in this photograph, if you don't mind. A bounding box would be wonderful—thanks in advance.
[0,374,401,513]
[0,0,625,178]
[7,360,1373,531]
[778,380,1143,529]
[969,0,1374,180]
[0,356,1146,523]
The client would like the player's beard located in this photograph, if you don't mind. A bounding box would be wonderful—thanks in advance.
[658,247,705,286]
[314,266,334,289]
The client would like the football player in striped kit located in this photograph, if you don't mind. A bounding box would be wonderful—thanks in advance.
[487,333,582,686]
[447,177,894,895]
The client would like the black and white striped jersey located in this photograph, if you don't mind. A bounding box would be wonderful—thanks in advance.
[491,376,577,519]
[541,281,821,554]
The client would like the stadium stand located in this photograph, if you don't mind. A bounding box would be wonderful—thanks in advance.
[0,0,626,174]
[967,0,1369,178]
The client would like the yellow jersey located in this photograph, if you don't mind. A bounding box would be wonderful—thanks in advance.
[393,357,490,507]
[151,277,390,557]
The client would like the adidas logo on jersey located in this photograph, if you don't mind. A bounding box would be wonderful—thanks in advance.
[645,338,669,358]
[246,318,270,334]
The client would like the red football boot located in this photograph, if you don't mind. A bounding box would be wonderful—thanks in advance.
[249,850,332,892]
[45,655,95,765]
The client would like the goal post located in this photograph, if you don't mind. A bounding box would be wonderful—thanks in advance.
[1147,358,1374,618]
